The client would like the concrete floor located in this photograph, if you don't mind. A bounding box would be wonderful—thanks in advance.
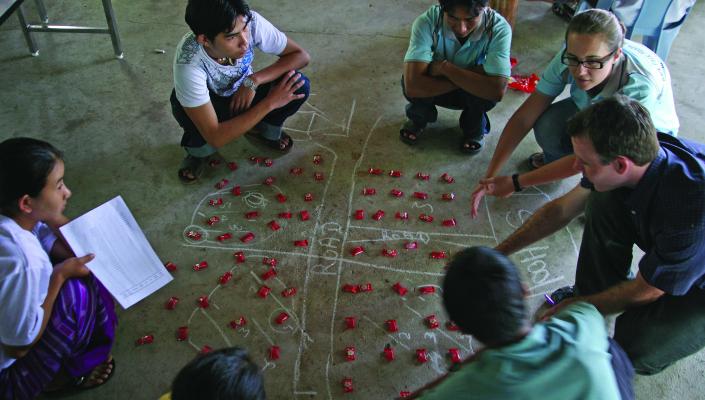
[1,0,704,399]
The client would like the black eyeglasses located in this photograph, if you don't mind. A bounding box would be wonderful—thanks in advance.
[561,49,617,70]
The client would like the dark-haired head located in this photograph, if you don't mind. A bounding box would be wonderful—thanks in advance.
[185,0,252,42]
[171,346,266,400]
[0,137,63,217]
[439,0,489,17]
[567,95,659,165]
[442,246,528,346]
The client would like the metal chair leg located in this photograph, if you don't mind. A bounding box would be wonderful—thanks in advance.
[101,0,123,59]
[34,0,49,23]
[16,5,39,56]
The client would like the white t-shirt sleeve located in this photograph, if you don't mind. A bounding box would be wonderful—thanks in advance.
[250,11,288,55]
[174,63,210,108]
[0,248,43,347]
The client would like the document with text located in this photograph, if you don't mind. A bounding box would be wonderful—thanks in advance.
[59,196,172,309]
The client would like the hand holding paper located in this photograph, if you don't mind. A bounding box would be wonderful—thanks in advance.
[59,196,172,309]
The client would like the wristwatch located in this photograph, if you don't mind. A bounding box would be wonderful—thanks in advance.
[511,173,523,192]
[243,76,258,92]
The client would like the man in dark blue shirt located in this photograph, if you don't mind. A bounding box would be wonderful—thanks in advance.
[495,95,705,375]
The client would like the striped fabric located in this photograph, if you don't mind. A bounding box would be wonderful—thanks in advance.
[0,276,116,399]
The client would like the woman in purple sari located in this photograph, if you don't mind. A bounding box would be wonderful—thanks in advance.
[0,138,117,399]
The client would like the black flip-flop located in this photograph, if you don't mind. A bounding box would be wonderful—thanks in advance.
[460,134,484,155]
[247,130,294,153]
[527,152,545,170]
[178,155,207,184]
[400,127,422,145]
[399,120,424,145]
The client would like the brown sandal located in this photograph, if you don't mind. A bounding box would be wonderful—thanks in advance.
[248,131,294,153]
[178,155,207,184]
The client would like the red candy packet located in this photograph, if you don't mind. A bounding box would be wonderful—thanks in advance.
[508,73,540,93]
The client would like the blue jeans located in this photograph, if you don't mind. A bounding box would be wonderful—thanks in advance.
[401,76,496,138]
[170,73,310,157]
[533,98,579,163]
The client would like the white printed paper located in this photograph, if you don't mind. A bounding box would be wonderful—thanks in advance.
[59,196,172,309]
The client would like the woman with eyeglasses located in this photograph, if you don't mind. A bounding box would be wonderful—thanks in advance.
[470,8,678,217]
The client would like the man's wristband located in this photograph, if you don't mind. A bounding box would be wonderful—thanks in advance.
[511,173,523,192]
[243,76,258,92]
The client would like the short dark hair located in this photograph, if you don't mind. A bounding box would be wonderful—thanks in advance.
[0,137,63,217]
[171,347,266,400]
[439,0,489,17]
[185,0,252,41]
[567,95,659,166]
[442,246,527,345]
[567,9,625,51]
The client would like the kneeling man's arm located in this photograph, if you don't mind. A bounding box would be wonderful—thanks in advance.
[582,272,664,315]
[496,184,589,255]
[540,273,664,321]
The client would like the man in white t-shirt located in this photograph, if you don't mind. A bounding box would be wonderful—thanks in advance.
[171,0,310,183]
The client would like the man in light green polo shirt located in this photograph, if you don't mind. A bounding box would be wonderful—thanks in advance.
[410,247,634,400]
[401,0,511,154]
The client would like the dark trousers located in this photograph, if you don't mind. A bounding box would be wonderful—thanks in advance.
[576,190,705,375]
[170,73,310,150]
[608,337,635,400]
[401,76,496,138]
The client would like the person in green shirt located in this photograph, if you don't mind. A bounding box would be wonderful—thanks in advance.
[400,0,511,154]
[410,246,634,400]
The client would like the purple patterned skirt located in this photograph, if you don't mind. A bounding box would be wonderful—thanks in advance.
[0,275,117,399]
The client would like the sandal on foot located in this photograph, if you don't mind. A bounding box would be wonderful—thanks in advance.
[178,155,207,184]
[399,121,423,145]
[527,152,545,170]
[45,358,116,396]
[248,130,294,153]
[461,134,484,154]
[76,358,115,390]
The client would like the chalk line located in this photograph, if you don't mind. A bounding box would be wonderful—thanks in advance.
[527,276,565,291]
[361,316,411,350]
[345,99,356,136]
[435,239,474,248]
[347,225,495,239]
[249,270,263,285]
[325,354,332,400]
[200,308,232,347]
[251,317,274,346]
[403,305,469,352]
[326,114,384,397]
[403,303,423,318]
[483,195,499,244]
[294,140,340,391]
